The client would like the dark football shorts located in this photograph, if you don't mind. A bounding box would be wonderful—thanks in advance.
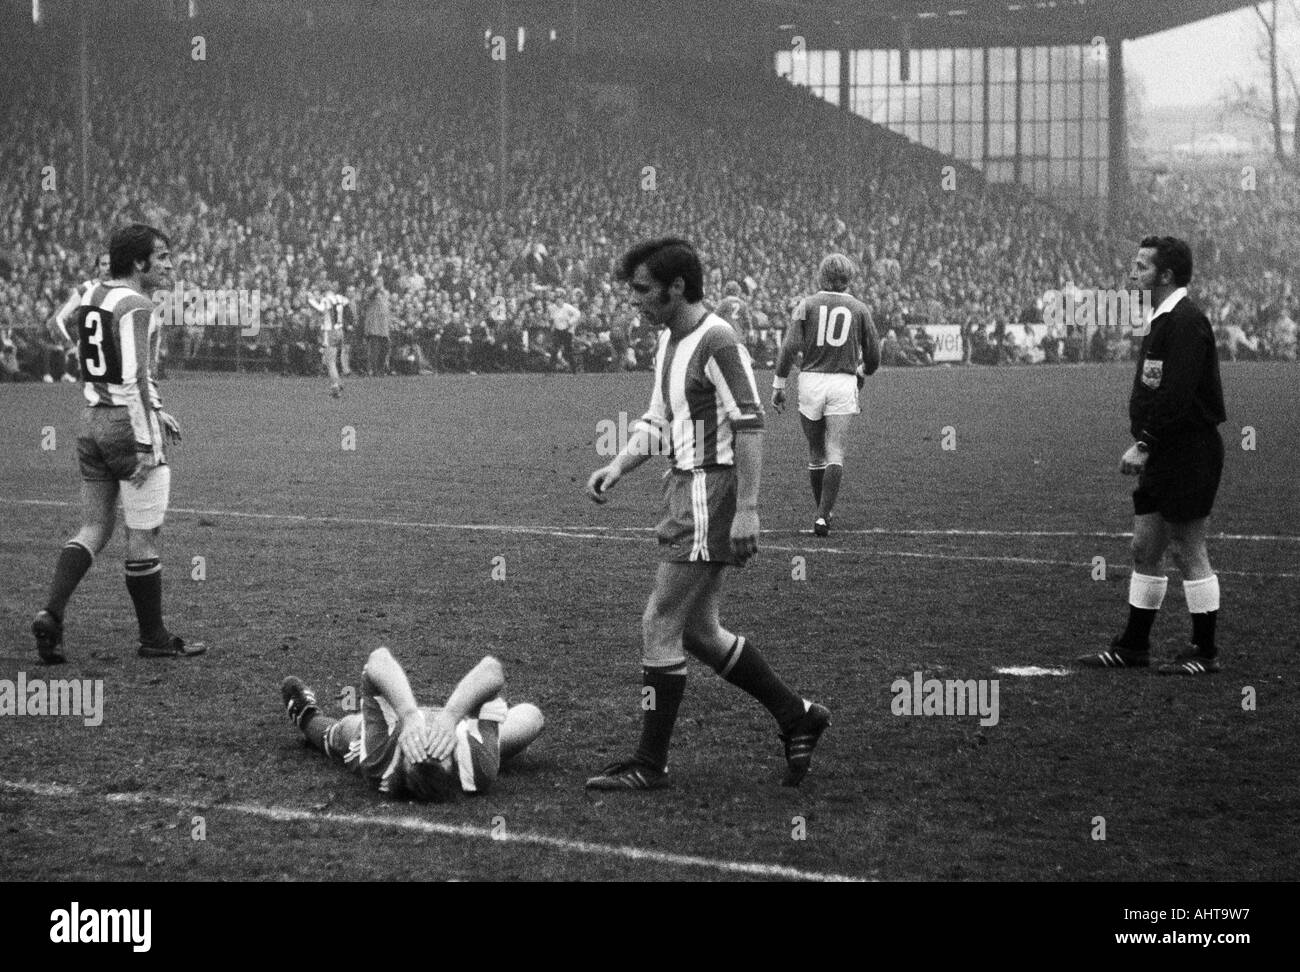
[1133,427,1224,523]
[76,406,140,482]
[657,467,740,565]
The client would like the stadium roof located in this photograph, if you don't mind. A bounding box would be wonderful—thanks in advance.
[8,0,1261,52]
[744,0,1263,48]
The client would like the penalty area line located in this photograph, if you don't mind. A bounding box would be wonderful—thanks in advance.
[0,778,865,883]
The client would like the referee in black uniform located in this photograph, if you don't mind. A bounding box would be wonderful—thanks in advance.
[1078,236,1227,675]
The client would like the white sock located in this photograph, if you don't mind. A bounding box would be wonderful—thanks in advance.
[1129,572,1168,610]
[1183,575,1220,614]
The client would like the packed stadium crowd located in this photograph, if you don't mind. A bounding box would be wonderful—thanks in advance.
[1,27,1295,383]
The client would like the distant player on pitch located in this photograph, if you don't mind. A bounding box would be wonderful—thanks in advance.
[281,647,544,801]
[1076,236,1227,676]
[309,280,349,398]
[771,254,880,536]
[585,237,831,791]
[32,224,205,662]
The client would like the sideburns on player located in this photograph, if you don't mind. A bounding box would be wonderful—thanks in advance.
[772,253,880,536]
[32,224,205,663]
[584,237,831,791]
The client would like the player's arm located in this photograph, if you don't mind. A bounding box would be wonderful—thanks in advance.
[442,656,506,724]
[859,308,881,378]
[362,647,433,764]
[119,306,161,485]
[50,290,81,344]
[588,342,668,501]
[707,338,764,562]
[586,420,658,501]
[771,303,805,413]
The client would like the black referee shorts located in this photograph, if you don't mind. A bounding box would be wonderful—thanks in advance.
[1133,427,1224,523]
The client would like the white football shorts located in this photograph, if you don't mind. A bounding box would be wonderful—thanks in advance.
[798,371,859,420]
[120,463,171,530]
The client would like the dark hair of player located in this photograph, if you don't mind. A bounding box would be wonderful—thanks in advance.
[1139,235,1193,288]
[616,238,704,302]
[109,224,170,279]
[402,757,459,802]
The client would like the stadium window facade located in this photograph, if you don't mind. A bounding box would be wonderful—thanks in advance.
[776,45,1108,206]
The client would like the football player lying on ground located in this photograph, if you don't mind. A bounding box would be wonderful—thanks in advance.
[281,648,544,801]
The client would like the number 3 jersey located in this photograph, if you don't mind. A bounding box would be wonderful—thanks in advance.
[72,283,165,455]
[788,291,879,375]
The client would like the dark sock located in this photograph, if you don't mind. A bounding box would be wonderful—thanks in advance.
[819,463,843,519]
[1191,611,1218,658]
[45,541,94,620]
[808,466,825,505]
[302,713,334,753]
[717,637,805,733]
[1119,606,1158,652]
[634,664,686,771]
[124,558,166,645]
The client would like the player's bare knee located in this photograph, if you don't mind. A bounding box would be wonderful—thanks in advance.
[74,526,110,554]
[1130,536,1160,569]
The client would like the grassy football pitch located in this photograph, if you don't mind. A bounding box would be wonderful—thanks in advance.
[1,362,1297,881]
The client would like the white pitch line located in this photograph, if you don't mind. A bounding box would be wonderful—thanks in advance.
[0,778,863,883]
[560,525,1300,544]
[6,498,1296,544]
[4,498,1296,578]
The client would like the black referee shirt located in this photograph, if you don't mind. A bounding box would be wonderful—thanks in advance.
[1129,290,1226,448]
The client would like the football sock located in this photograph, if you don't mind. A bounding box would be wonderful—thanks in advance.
[808,463,825,506]
[302,713,333,752]
[818,462,843,519]
[716,637,805,734]
[634,663,686,771]
[1120,572,1167,651]
[124,558,166,645]
[44,541,94,621]
[1183,575,1220,658]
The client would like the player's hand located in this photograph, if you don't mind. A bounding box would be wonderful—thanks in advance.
[397,710,433,764]
[586,464,620,503]
[158,410,181,446]
[730,507,760,565]
[422,710,459,763]
[771,387,787,414]
[856,366,867,390]
[128,451,159,488]
[1119,443,1148,476]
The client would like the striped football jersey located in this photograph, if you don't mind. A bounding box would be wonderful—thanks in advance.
[72,283,164,454]
[638,313,764,470]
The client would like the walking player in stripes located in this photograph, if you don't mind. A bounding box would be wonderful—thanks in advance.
[32,224,205,662]
[584,238,830,790]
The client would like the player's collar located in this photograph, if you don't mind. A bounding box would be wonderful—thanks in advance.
[1150,287,1188,322]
